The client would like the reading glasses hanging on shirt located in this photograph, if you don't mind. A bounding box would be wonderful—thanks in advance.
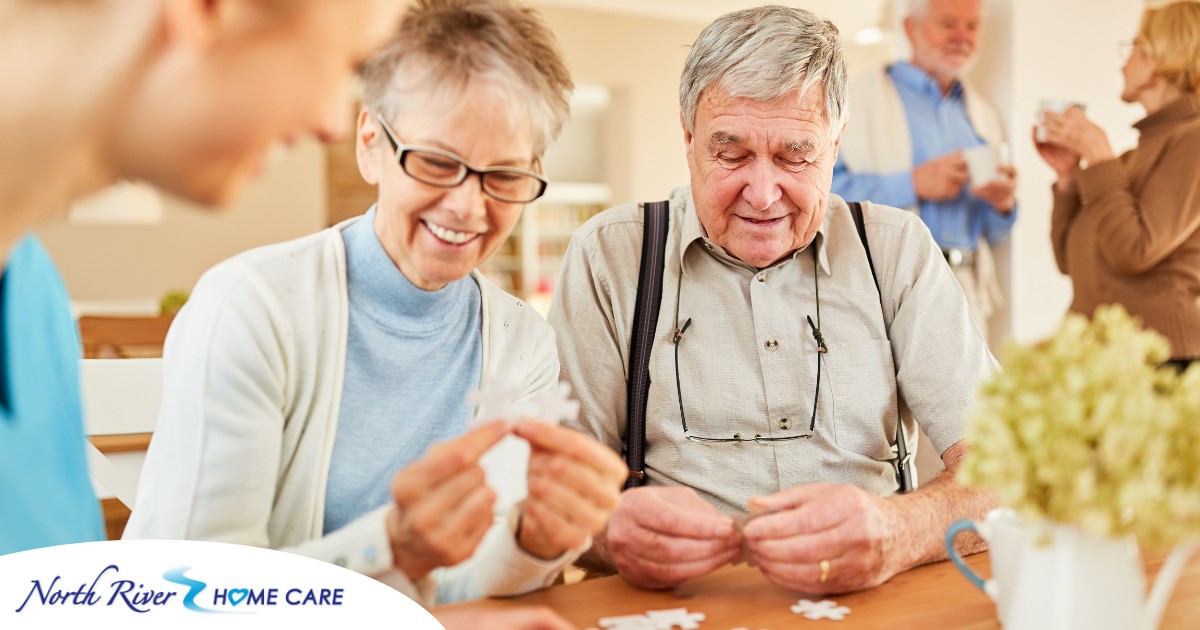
[671,315,826,444]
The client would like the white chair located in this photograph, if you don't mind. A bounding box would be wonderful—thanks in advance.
[81,358,163,509]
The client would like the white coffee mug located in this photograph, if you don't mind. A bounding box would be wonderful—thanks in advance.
[1036,99,1085,142]
[963,143,1010,186]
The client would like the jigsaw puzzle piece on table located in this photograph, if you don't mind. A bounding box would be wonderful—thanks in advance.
[790,599,851,621]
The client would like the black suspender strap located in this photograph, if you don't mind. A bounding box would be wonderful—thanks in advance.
[849,202,879,292]
[848,201,915,493]
[624,201,670,489]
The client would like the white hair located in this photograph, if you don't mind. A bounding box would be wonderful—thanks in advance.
[903,0,989,21]
[679,5,848,140]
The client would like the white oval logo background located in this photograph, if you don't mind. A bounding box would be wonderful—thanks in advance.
[0,540,443,629]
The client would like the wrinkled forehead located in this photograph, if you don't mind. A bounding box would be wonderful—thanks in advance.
[696,87,834,148]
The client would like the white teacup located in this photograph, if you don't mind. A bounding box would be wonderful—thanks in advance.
[963,143,1010,186]
[1036,99,1086,142]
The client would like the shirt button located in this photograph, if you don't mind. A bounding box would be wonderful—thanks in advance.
[756,273,766,282]
[764,340,778,350]
[780,418,790,430]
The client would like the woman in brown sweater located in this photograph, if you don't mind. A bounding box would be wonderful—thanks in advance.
[1036,1,1200,368]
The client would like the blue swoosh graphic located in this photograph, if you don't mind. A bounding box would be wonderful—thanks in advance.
[163,566,225,614]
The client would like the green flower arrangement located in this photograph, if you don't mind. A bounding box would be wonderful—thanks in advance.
[959,304,1200,548]
[160,289,189,316]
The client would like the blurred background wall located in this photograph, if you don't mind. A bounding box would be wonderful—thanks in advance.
[37,0,1155,347]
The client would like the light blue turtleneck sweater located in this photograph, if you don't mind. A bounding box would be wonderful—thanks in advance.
[323,207,482,534]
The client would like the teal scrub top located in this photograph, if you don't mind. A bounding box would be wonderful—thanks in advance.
[0,236,104,555]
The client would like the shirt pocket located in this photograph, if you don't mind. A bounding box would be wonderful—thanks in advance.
[823,337,898,461]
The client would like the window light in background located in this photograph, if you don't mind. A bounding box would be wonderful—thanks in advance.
[68,180,163,225]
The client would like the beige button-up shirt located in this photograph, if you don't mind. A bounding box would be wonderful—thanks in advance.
[549,187,994,513]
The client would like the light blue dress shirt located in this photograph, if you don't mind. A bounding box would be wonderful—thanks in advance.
[832,62,1016,250]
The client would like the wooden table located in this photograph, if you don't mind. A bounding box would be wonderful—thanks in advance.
[436,551,1200,628]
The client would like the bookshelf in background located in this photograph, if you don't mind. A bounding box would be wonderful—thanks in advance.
[480,182,611,314]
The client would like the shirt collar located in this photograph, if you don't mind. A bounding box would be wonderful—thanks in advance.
[678,187,831,276]
[889,61,964,102]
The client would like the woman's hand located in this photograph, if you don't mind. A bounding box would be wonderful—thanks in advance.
[1040,106,1115,166]
[386,421,510,580]
[513,421,627,560]
[1033,126,1082,193]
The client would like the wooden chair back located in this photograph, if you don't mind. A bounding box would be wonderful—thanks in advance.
[78,314,175,358]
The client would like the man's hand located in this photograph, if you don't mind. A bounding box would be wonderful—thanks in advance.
[433,605,575,630]
[607,486,742,589]
[387,421,510,581]
[743,483,900,594]
[513,421,627,560]
[913,151,969,201]
[969,164,1017,213]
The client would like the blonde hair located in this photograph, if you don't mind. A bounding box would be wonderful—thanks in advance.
[1137,1,1200,95]
[359,0,573,157]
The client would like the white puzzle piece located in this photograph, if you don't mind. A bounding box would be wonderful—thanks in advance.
[596,608,706,630]
[596,614,659,630]
[529,382,581,425]
[468,379,581,427]
[467,379,521,426]
[645,608,706,630]
[790,599,851,621]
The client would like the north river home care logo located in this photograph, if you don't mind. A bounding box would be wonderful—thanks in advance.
[0,540,441,628]
[15,564,345,614]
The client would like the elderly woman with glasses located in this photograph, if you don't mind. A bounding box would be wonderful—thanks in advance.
[125,0,626,610]
[1036,1,1200,369]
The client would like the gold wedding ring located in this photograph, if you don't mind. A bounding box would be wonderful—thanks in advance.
[818,558,831,584]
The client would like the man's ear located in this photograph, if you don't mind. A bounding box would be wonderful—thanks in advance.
[680,110,694,149]
[902,16,918,47]
[356,108,381,185]
[833,121,846,149]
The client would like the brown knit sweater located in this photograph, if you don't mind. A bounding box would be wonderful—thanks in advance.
[1051,94,1200,359]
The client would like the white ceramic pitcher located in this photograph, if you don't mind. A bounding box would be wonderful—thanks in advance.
[946,509,1196,629]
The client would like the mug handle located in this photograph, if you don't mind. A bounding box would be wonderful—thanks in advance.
[945,519,987,591]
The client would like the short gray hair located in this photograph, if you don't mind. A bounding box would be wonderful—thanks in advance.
[359,0,573,157]
[679,5,848,139]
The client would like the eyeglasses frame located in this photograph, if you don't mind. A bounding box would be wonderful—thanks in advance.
[373,112,548,204]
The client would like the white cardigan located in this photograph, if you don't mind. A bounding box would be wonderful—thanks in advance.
[839,63,1006,214]
[125,217,579,604]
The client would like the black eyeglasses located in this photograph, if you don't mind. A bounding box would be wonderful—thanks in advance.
[672,314,828,443]
[374,113,548,204]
